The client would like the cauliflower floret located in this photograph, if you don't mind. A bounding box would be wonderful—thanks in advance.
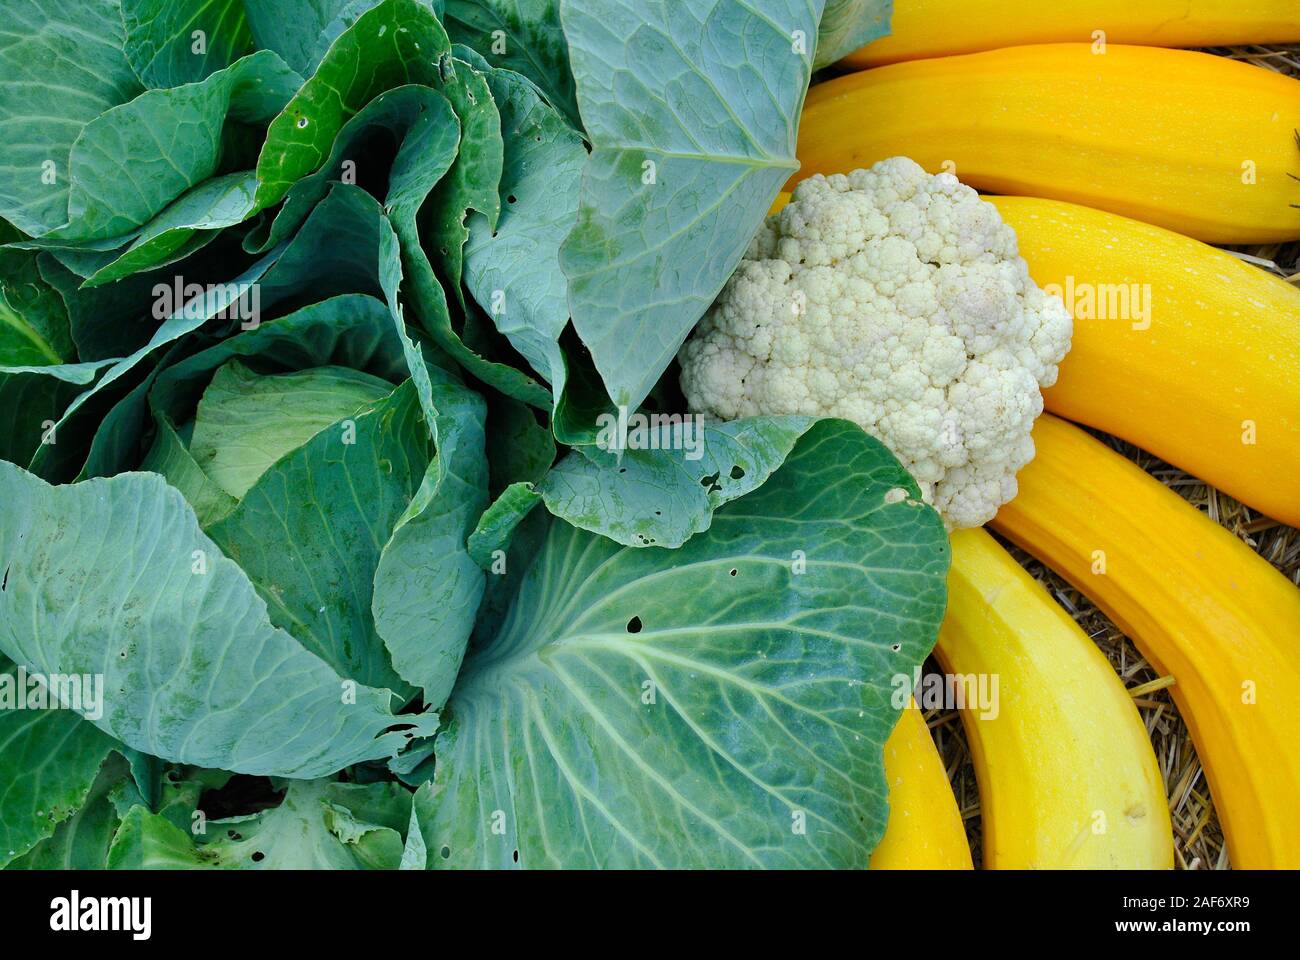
[678,157,1073,529]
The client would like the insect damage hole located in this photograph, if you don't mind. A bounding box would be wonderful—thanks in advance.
[626,616,643,634]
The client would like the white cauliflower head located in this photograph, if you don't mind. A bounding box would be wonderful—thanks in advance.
[678,156,1072,529]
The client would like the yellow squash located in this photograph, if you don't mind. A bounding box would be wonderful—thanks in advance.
[796,44,1300,243]
[869,701,973,869]
[937,528,1173,869]
[989,195,1300,527]
[992,415,1300,869]
[843,1,1300,66]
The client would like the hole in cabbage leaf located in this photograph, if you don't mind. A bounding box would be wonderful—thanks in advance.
[198,776,283,820]
[626,616,642,634]
[730,465,745,480]
[440,845,451,860]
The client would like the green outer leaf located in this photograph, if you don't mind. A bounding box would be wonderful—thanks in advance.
[49,50,301,243]
[249,84,447,255]
[0,293,62,367]
[81,172,261,287]
[253,0,452,210]
[462,64,584,396]
[0,0,143,236]
[0,462,437,778]
[0,230,74,365]
[815,0,893,69]
[121,0,255,87]
[417,419,950,868]
[0,657,118,866]
[257,183,387,309]
[425,57,504,302]
[540,416,817,549]
[24,248,281,461]
[443,0,579,126]
[106,806,206,868]
[372,365,489,709]
[141,414,240,527]
[369,88,549,409]
[109,779,412,869]
[210,380,430,694]
[467,480,541,569]
[8,752,130,870]
[242,0,360,76]
[557,0,818,413]
[400,802,428,868]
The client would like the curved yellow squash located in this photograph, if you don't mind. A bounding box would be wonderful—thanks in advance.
[992,415,1300,869]
[936,528,1173,869]
[796,44,1300,243]
[869,701,973,870]
[988,195,1300,527]
[843,1,1300,67]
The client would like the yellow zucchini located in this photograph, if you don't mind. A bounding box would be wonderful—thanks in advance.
[869,701,973,870]
[843,1,1300,67]
[992,414,1300,869]
[988,195,1300,527]
[796,44,1300,243]
[937,528,1173,869]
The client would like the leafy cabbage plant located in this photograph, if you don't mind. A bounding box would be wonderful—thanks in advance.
[0,0,936,870]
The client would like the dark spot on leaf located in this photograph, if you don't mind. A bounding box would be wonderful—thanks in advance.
[730,465,745,480]
[626,616,642,634]
[729,568,738,577]
[890,643,901,652]
[512,849,519,863]
[250,851,265,862]
[440,845,451,860]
